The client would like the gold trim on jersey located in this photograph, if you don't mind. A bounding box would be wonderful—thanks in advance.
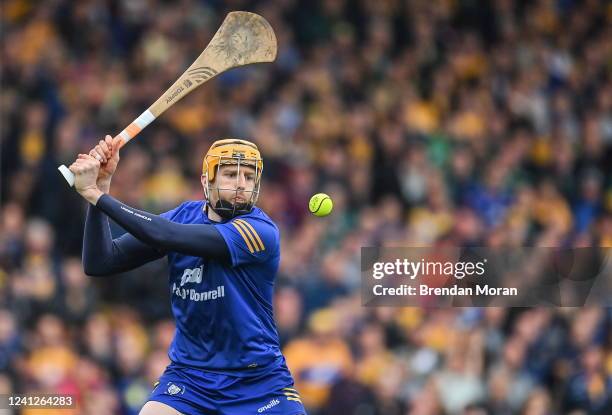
[282,388,302,403]
[236,219,265,251]
[234,219,265,252]
[232,221,256,253]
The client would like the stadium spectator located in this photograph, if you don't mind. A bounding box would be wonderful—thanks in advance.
[1,1,611,413]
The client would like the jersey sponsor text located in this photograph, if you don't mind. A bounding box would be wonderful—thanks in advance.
[172,283,225,302]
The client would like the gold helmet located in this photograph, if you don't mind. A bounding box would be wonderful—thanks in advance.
[202,139,263,218]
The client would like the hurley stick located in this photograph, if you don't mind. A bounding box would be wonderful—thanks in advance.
[59,11,277,186]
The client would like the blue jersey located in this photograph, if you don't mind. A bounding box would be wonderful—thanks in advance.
[87,195,306,413]
[160,201,282,374]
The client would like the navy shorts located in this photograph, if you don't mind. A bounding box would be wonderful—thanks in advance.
[148,360,307,415]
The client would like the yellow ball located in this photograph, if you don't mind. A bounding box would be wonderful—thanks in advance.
[309,193,333,217]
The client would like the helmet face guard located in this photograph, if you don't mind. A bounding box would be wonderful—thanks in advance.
[203,139,263,219]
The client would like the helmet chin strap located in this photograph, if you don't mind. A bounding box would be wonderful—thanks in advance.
[207,199,250,220]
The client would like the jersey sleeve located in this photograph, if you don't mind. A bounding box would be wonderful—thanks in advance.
[215,217,278,267]
[95,196,229,260]
[159,203,184,221]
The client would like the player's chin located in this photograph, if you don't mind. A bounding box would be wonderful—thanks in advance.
[229,199,250,211]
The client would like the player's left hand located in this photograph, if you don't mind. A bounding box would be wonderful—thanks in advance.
[69,154,101,195]
[89,135,123,191]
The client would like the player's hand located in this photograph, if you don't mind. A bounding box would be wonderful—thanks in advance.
[69,154,102,200]
[89,135,123,192]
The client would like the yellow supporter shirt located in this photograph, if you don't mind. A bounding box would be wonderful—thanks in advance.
[283,337,353,409]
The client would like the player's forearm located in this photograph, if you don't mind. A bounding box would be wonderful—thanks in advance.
[83,205,165,276]
[82,205,122,276]
[97,178,111,193]
[79,186,104,205]
[95,194,230,260]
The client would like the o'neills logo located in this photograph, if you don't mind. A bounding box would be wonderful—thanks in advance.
[165,86,184,103]
[258,399,280,413]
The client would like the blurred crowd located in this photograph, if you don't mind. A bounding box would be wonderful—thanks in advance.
[1,0,612,414]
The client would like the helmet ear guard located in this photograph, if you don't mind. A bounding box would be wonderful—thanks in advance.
[203,139,263,219]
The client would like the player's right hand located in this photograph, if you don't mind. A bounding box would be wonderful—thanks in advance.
[70,154,101,194]
[89,135,122,186]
